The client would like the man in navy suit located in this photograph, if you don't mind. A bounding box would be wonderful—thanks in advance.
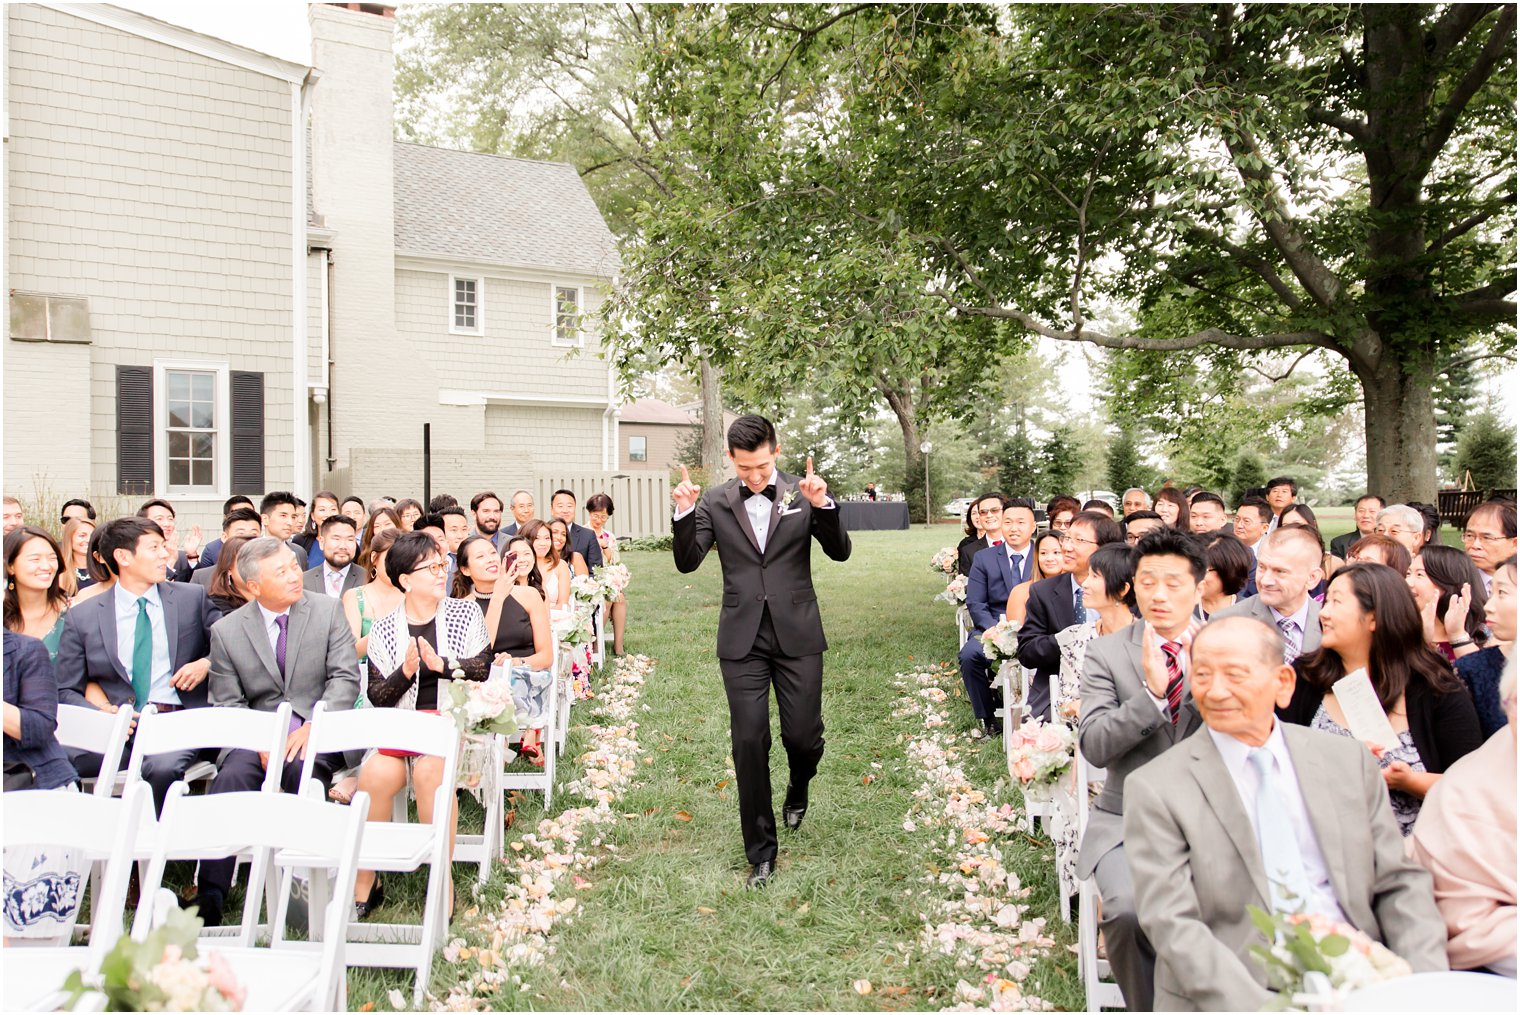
[1017,510,1124,722]
[956,498,1039,735]
[550,489,603,570]
[54,516,219,812]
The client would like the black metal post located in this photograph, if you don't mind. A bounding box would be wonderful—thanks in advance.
[423,423,431,507]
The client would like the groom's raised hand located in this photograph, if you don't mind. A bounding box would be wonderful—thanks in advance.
[673,464,702,514]
[798,456,830,508]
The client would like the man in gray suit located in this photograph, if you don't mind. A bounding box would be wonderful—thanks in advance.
[301,514,363,598]
[188,537,361,925]
[1212,525,1323,663]
[1077,526,1207,1010]
[1126,616,1448,1010]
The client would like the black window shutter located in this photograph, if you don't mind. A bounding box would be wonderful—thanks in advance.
[116,365,153,495]
[230,371,265,495]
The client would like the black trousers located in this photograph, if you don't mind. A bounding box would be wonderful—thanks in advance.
[719,608,825,865]
[195,748,337,899]
[68,743,207,816]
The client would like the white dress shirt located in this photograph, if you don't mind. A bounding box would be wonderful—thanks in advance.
[113,583,177,705]
[1207,722,1347,922]
[322,563,351,598]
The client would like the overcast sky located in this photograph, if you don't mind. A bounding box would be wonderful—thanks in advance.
[113,0,312,63]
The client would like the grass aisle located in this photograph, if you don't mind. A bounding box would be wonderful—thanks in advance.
[494,527,1080,1012]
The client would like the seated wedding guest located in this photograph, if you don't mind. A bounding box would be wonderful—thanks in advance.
[393,498,423,532]
[956,493,1005,576]
[550,489,603,569]
[192,509,264,589]
[1232,495,1273,562]
[1053,543,1135,725]
[1265,475,1298,519]
[438,506,471,589]
[1456,555,1515,740]
[427,493,459,513]
[1332,493,1386,559]
[586,493,626,655]
[958,499,1035,735]
[358,506,402,574]
[451,535,501,608]
[59,498,96,525]
[1409,501,1442,550]
[1376,503,1427,557]
[550,517,589,578]
[259,492,309,568]
[1021,511,1124,725]
[1121,488,1151,517]
[1127,616,1448,1011]
[502,490,535,537]
[351,532,495,919]
[1346,532,1413,575]
[340,495,368,527]
[1281,563,1482,835]
[1462,499,1517,594]
[1082,499,1116,519]
[205,536,253,619]
[1408,656,1517,977]
[1153,487,1190,531]
[1004,530,1066,625]
[522,520,572,609]
[1214,525,1325,663]
[1407,544,1487,662]
[1045,495,1081,534]
[1200,533,1252,620]
[1121,509,1163,546]
[330,526,403,806]
[1188,492,1229,535]
[470,491,505,548]
[3,495,25,535]
[293,490,341,569]
[303,514,363,599]
[54,517,219,813]
[415,513,447,549]
[193,499,258,575]
[5,527,72,662]
[187,537,360,927]
[62,517,95,594]
[482,538,554,765]
[367,496,395,517]
[71,528,115,606]
[138,498,202,582]
[1076,526,1208,1010]
[3,630,85,944]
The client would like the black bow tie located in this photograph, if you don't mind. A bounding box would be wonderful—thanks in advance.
[741,484,777,501]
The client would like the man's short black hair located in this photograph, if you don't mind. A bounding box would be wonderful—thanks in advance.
[1121,509,1162,531]
[1087,543,1138,608]
[97,517,164,577]
[1355,493,1386,510]
[550,488,577,504]
[1003,496,1037,516]
[727,414,778,454]
[427,494,459,512]
[470,491,502,512]
[1082,499,1116,516]
[1235,495,1273,525]
[137,497,176,518]
[1070,509,1124,546]
[439,505,468,523]
[1134,526,1208,582]
[224,494,255,514]
[1205,534,1254,595]
[260,491,300,514]
[319,513,357,536]
[222,507,262,531]
[416,512,446,533]
[975,491,1007,509]
[1469,498,1517,539]
[60,498,96,522]
[386,531,443,590]
[1191,491,1227,512]
[1266,476,1298,496]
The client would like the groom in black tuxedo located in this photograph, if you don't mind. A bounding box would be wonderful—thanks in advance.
[672,415,852,888]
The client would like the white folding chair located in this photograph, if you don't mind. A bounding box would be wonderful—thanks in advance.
[498,654,558,811]
[591,602,607,666]
[1075,749,1125,1012]
[956,607,970,649]
[289,703,459,1008]
[0,784,152,1011]
[1336,971,1518,1012]
[133,784,370,1013]
[53,704,134,798]
[123,703,293,798]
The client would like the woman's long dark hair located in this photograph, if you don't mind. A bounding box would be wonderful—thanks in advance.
[1030,530,1064,581]
[296,490,340,548]
[1415,543,1489,645]
[209,535,253,605]
[519,519,560,569]
[359,507,402,572]
[452,535,495,599]
[504,536,544,597]
[963,501,980,539]
[4,526,71,632]
[1155,488,1190,532]
[1278,503,1325,547]
[1295,562,1464,711]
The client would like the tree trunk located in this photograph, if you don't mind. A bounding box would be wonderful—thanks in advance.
[699,356,728,481]
[1358,353,1439,504]
[878,381,925,522]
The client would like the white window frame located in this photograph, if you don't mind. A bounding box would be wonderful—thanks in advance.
[449,274,484,336]
[152,359,230,499]
[628,435,648,463]
[551,284,584,348]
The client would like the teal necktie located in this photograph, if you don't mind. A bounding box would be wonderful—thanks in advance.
[131,596,153,709]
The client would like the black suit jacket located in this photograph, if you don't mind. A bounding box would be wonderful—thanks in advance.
[1015,573,1078,682]
[957,535,991,576]
[673,472,852,660]
[54,581,219,710]
[567,521,603,570]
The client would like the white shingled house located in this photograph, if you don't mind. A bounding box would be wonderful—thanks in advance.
[5,2,649,532]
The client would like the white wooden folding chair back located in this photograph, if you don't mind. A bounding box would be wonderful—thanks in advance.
[296,702,459,1008]
[1074,749,1124,1012]
[54,704,134,799]
[124,702,293,794]
[956,608,970,648]
[591,602,606,666]
[499,649,557,813]
[553,636,572,755]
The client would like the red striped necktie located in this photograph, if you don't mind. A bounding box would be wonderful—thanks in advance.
[1160,640,1184,726]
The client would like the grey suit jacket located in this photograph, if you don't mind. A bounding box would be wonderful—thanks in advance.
[1076,622,1202,877]
[1125,724,1449,1011]
[54,581,218,710]
[301,563,363,598]
[190,567,214,589]
[208,593,359,721]
[1210,594,1322,655]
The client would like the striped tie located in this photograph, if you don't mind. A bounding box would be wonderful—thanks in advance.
[1276,618,1301,663]
[1160,640,1185,726]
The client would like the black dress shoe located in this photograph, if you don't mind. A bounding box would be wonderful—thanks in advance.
[353,877,384,920]
[181,889,224,928]
[982,717,1003,738]
[782,782,808,830]
[746,860,775,889]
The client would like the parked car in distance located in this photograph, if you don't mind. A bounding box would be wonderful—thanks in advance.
[944,497,976,519]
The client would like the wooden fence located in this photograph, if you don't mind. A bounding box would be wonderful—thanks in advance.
[532,471,671,540]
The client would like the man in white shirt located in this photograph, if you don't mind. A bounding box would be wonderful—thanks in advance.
[302,514,362,598]
[1213,526,1324,662]
[1126,616,1447,1010]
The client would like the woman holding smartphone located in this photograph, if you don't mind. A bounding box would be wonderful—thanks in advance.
[485,535,554,765]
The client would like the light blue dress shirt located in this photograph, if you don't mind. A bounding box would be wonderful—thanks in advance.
[113,583,178,705]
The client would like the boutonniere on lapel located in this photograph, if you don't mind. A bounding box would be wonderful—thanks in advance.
[777,489,801,516]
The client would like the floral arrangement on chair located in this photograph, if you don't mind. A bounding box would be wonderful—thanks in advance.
[930,547,958,579]
[441,672,519,787]
[1248,907,1413,1010]
[60,905,246,1011]
[595,562,631,602]
[1004,720,1076,786]
[935,573,969,605]
[979,618,1021,664]
[570,573,607,607]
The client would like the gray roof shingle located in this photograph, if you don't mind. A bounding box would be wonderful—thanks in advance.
[393,142,620,279]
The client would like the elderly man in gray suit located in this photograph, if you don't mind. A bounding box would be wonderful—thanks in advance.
[1212,525,1324,663]
[301,514,363,598]
[1077,526,1208,1010]
[1126,616,1448,1010]
[186,537,360,926]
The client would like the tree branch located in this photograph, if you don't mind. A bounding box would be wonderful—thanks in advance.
[1245,348,1317,383]
[1187,228,1307,311]
[1427,197,1515,253]
[1440,349,1517,373]
[1425,3,1503,66]
[759,3,881,97]
[1421,5,1518,171]
[1307,106,1369,144]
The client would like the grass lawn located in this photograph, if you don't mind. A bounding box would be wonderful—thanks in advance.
[347,525,1080,1011]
